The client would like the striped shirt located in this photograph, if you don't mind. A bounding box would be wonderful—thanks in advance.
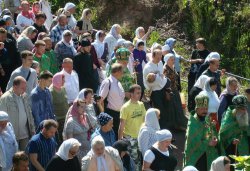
[27,132,57,171]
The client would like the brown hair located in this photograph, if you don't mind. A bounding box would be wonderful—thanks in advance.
[111,63,123,74]
[12,151,29,165]
[35,12,47,20]
[43,119,58,130]
[196,38,206,46]
[21,50,33,59]
[129,84,141,93]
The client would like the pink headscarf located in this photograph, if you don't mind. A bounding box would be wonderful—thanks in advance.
[52,72,64,90]
[69,100,89,128]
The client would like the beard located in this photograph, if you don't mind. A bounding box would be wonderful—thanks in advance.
[236,111,249,129]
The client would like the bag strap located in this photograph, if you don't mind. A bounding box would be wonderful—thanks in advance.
[26,69,31,81]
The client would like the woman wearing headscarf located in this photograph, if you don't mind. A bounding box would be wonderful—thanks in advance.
[0,111,18,171]
[113,140,136,171]
[133,26,154,52]
[104,24,122,60]
[210,156,230,171]
[77,88,103,123]
[16,1,34,32]
[92,30,108,66]
[75,8,94,35]
[91,112,116,146]
[142,129,177,171]
[138,108,160,157]
[17,26,38,52]
[81,135,123,171]
[63,3,77,28]
[199,77,220,131]
[49,72,69,144]
[218,77,239,124]
[163,53,187,130]
[46,138,81,171]
[63,99,98,161]
[188,75,209,112]
[54,30,77,66]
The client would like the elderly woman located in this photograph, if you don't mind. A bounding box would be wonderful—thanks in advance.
[16,1,34,32]
[188,75,209,112]
[54,30,77,66]
[49,72,69,144]
[163,53,187,131]
[113,140,136,171]
[218,77,239,124]
[199,77,220,131]
[143,129,177,171]
[64,3,77,29]
[46,138,81,171]
[91,112,116,146]
[138,108,160,157]
[17,26,38,52]
[133,26,153,52]
[210,156,230,171]
[75,8,94,35]
[0,111,18,171]
[82,135,123,171]
[104,24,122,60]
[63,99,98,161]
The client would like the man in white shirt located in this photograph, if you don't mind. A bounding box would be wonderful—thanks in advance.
[60,58,79,105]
[99,63,125,140]
[143,49,169,129]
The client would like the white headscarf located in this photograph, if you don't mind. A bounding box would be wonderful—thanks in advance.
[183,166,198,171]
[61,30,77,56]
[56,138,81,161]
[64,3,77,28]
[162,44,170,52]
[117,38,126,47]
[221,77,239,96]
[91,135,108,171]
[205,52,220,62]
[144,108,160,132]
[92,31,105,59]
[156,129,172,142]
[210,156,227,171]
[135,27,144,38]
[164,53,175,64]
[194,75,209,89]
[77,88,86,100]
[0,111,8,121]
[109,24,122,40]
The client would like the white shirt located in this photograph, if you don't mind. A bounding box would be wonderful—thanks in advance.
[16,14,34,32]
[143,61,166,91]
[144,144,169,163]
[99,75,125,111]
[61,69,79,104]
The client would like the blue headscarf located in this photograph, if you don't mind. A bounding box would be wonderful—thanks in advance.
[165,38,176,51]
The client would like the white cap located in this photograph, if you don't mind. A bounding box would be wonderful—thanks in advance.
[183,166,198,171]
[162,44,170,52]
[156,129,172,142]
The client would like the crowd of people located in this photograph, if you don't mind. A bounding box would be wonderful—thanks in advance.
[0,0,250,171]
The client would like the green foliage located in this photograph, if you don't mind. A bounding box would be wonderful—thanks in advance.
[229,155,250,171]
[147,31,163,47]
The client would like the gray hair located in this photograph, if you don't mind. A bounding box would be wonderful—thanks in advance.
[91,135,105,149]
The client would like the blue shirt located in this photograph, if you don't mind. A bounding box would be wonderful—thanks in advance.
[27,132,57,171]
[133,49,147,73]
[50,25,72,44]
[31,86,55,128]
[91,127,116,146]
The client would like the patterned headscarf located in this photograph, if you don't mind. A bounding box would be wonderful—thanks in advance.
[97,112,113,126]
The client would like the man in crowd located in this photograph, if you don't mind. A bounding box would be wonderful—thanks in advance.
[184,94,218,171]
[32,12,48,43]
[26,119,58,171]
[73,39,99,92]
[61,58,79,105]
[188,38,210,93]
[219,95,250,156]
[33,40,51,73]
[118,84,146,166]
[0,111,18,171]
[30,71,55,128]
[0,76,35,150]
[6,50,37,95]
[99,63,125,139]
[12,151,29,171]
[201,55,222,96]
[50,14,72,47]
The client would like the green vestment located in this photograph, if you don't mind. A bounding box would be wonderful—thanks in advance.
[184,112,219,170]
[219,106,249,155]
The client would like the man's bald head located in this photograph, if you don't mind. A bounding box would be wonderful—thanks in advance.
[13,76,27,95]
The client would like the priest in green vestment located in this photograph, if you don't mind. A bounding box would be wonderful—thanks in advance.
[219,95,250,156]
[184,94,219,171]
